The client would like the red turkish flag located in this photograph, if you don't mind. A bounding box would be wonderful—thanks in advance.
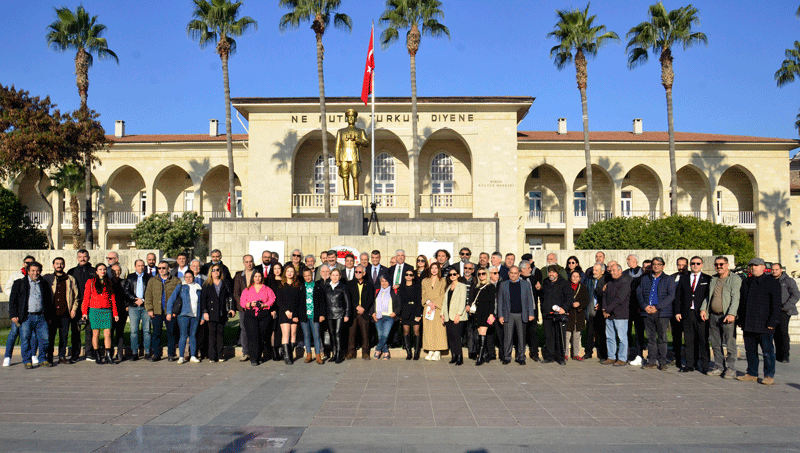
[226,191,231,213]
[361,25,374,105]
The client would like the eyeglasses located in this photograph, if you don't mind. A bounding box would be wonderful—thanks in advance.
[157,266,168,270]
[690,262,702,266]
[465,267,474,271]
[355,271,364,274]
[477,272,487,276]
[292,254,301,257]
[417,259,426,263]
[405,273,415,277]
[714,263,725,267]
[449,273,459,277]
[490,271,499,274]
[460,252,471,256]
[567,261,576,264]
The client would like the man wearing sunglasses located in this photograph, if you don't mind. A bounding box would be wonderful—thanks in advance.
[675,256,711,373]
[144,260,181,361]
[454,248,474,277]
[699,256,741,378]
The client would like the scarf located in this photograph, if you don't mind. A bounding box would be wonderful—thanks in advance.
[376,286,392,319]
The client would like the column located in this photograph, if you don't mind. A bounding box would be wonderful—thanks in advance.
[564,190,574,249]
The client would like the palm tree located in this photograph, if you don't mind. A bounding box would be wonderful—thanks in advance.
[47,5,118,248]
[626,2,707,216]
[547,2,618,228]
[188,0,257,219]
[279,0,353,218]
[379,0,449,218]
[776,42,800,135]
[47,163,90,249]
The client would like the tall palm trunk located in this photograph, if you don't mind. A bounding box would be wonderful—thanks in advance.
[221,50,236,219]
[35,169,55,249]
[409,47,419,218]
[71,195,81,249]
[76,49,94,248]
[661,49,677,215]
[576,50,592,227]
[316,31,331,217]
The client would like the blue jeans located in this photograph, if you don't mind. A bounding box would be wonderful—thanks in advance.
[300,320,322,354]
[375,316,394,354]
[744,331,776,378]
[151,314,177,358]
[20,314,49,364]
[128,306,151,353]
[177,315,200,358]
[5,321,38,359]
[606,318,628,362]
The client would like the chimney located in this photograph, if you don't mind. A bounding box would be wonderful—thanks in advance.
[114,120,125,138]
[633,118,642,135]
[209,119,219,137]
[557,118,567,135]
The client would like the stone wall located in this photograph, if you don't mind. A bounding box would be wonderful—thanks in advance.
[209,218,499,264]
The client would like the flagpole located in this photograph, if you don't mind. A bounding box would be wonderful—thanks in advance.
[370,21,376,206]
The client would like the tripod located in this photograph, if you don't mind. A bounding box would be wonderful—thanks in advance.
[367,201,381,235]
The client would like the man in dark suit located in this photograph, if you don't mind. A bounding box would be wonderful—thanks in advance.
[670,257,689,366]
[499,253,515,281]
[497,266,536,365]
[676,256,711,373]
[737,258,783,385]
[365,250,389,287]
[388,249,414,289]
[453,247,475,277]
[10,261,54,368]
[346,265,375,359]
[254,250,273,280]
[342,253,357,282]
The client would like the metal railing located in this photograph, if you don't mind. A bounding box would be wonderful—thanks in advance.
[107,211,141,226]
[719,210,755,226]
[676,210,709,220]
[419,194,472,209]
[573,210,614,221]
[620,210,659,220]
[61,211,99,229]
[24,211,51,229]
[526,210,565,224]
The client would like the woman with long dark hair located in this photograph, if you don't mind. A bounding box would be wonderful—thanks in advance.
[240,270,276,366]
[81,263,119,365]
[322,268,351,364]
[442,268,468,365]
[200,264,235,362]
[276,266,302,364]
[397,269,423,360]
[373,275,398,360]
[415,255,429,279]
[267,262,284,361]
[566,256,584,281]
[421,262,447,361]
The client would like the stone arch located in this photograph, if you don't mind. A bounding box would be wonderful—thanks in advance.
[105,165,146,215]
[419,128,472,195]
[154,165,194,213]
[676,164,711,215]
[15,167,51,212]
[524,163,567,218]
[572,164,614,215]
[201,165,242,216]
[292,130,337,196]
[717,164,756,222]
[622,164,663,215]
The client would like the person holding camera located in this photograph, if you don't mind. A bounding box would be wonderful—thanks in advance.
[540,265,571,365]
[240,270,276,366]
[200,263,235,362]
[167,270,204,364]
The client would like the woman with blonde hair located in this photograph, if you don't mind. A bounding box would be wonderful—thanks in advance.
[421,262,447,360]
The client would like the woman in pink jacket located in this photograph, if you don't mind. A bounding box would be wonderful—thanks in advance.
[240,271,276,366]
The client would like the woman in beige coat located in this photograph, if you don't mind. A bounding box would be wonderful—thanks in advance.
[421,262,447,360]
[442,268,469,365]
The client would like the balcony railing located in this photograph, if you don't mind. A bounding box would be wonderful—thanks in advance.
[61,211,99,229]
[420,194,472,211]
[208,211,243,219]
[573,210,613,227]
[620,210,659,220]
[719,210,755,227]
[526,210,565,226]
[676,210,709,220]
[24,211,51,229]
[292,194,409,214]
[107,211,142,227]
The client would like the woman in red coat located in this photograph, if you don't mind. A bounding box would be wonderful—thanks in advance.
[82,264,119,365]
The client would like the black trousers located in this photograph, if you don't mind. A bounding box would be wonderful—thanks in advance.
[586,311,607,359]
[628,311,645,358]
[445,321,463,357]
[486,323,497,360]
[526,320,540,358]
[775,311,792,361]
[542,317,564,361]
[47,314,71,361]
[671,316,684,366]
[196,322,209,358]
[68,316,82,359]
[243,311,272,364]
[111,311,128,352]
[467,318,479,356]
[207,320,226,361]
[644,315,669,366]
[683,311,709,371]
[493,319,505,360]
[328,318,344,358]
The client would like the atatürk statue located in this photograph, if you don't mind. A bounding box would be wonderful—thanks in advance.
[335,109,369,200]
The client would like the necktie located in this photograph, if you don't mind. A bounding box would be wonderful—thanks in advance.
[373,266,378,281]
[692,275,697,292]
[395,266,401,285]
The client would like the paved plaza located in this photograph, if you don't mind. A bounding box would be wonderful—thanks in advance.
[1,348,800,452]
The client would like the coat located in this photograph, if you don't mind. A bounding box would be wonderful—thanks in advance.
[322,281,351,320]
[603,274,631,320]
[676,272,711,318]
[42,273,80,315]
[442,282,468,322]
[373,287,400,319]
[200,280,234,323]
[567,283,590,331]
[540,276,572,320]
[123,272,151,307]
[496,279,536,322]
[144,274,180,316]
[9,277,54,323]
[777,273,800,316]
[167,283,203,317]
[700,273,742,317]
[738,273,783,334]
[637,273,676,318]
[347,278,376,315]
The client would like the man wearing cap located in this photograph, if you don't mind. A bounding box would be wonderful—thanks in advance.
[335,109,369,200]
[737,258,783,385]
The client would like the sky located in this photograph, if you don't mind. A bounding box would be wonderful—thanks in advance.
[2,0,799,142]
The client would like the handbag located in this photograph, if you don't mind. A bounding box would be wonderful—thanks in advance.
[172,292,183,316]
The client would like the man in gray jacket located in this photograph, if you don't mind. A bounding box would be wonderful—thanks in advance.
[497,266,535,365]
[772,263,799,363]
[700,256,742,378]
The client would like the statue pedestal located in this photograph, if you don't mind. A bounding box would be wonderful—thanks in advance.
[338,200,364,236]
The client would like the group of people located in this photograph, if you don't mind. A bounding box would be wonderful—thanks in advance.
[4,247,795,385]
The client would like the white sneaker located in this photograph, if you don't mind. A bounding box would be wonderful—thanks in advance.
[31,356,39,365]
[424,351,433,361]
[432,351,441,361]
[177,357,185,364]
[629,355,643,366]
[2,357,9,367]
[190,357,200,363]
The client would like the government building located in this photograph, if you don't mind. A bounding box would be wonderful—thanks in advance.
[10,96,800,271]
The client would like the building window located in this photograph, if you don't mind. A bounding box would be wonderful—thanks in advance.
[574,191,586,216]
[184,190,194,212]
[236,190,242,217]
[716,190,722,214]
[314,154,337,196]
[374,152,395,207]
[528,191,542,212]
[621,191,632,216]
[140,191,147,215]
[431,152,454,207]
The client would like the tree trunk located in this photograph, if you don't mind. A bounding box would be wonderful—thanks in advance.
[221,51,236,219]
[75,49,89,112]
[409,52,419,218]
[666,86,677,215]
[34,168,54,249]
[76,48,94,249]
[580,86,593,227]
[317,33,331,217]
[84,155,93,249]
[71,194,81,249]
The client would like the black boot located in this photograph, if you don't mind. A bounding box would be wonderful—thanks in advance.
[106,350,116,365]
[273,345,282,362]
[289,342,296,364]
[476,335,487,366]
[413,335,422,361]
[403,335,412,360]
[456,355,463,366]
[282,344,292,365]
[95,350,104,365]
[449,353,458,364]
[115,339,124,362]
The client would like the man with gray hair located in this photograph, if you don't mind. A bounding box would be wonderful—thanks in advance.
[389,249,413,290]
[701,256,741,377]
[520,260,542,361]
[497,266,536,365]
[200,249,230,279]
[540,253,567,281]
[602,263,631,366]
[772,262,799,363]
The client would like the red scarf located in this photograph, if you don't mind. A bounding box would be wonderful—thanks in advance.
[571,282,578,291]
